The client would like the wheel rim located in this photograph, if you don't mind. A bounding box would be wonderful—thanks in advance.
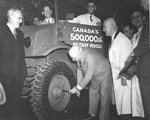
[48,75,71,111]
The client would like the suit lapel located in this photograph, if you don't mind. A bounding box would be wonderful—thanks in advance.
[138,19,148,45]
[81,50,87,72]
[5,26,23,54]
[5,25,17,41]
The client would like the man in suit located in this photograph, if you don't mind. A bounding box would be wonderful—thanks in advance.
[131,9,145,50]
[0,7,28,120]
[69,46,112,120]
[39,5,55,25]
[126,0,150,119]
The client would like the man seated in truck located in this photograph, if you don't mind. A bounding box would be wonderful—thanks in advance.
[39,5,55,25]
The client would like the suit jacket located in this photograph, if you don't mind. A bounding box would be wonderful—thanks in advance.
[0,25,28,77]
[77,48,112,89]
[133,17,150,76]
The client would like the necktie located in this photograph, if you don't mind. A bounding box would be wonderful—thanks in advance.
[132,31,140,49]
[136,31,140,40]
[47,18,51,24]
[77,61,82,70]
[90,15,92,22]
[108,41,112,55]
[108,38,115,51]
[46,19,50,24]
[14,29,17,39]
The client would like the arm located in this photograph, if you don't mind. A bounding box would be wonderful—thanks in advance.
[96,18,101,26]
[119,37,131,70]
[96,22,101,26]
[77,67,83,84]
[119,36,131,85]
[67,16,80,24]
[69,54,96,96]
[133,20,149,57]
[69,64,83,96]
[51,17,55,24]
[78,55,96,88]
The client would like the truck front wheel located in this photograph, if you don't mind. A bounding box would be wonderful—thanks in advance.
[30,61,76,120]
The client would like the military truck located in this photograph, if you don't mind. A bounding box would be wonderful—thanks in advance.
[20,1,103,120]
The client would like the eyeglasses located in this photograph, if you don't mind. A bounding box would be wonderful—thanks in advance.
[131,15,142,21]
[18,17,23,20]
[87,5,95,8]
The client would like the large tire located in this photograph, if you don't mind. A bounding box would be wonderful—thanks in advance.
[29,60,76,120]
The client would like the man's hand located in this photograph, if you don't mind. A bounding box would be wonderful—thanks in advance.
[69,86,80,97]
[121,77,127,86]
[96,22,101,26]
[126,52,134,64]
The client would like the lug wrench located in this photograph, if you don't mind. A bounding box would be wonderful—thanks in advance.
[62,89,70,94]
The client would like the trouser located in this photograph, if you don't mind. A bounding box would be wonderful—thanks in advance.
[89,74,113,120]
[0,70,25,120]
[138,75,150,119]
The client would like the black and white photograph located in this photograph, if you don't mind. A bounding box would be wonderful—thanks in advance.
[0,0,149,120]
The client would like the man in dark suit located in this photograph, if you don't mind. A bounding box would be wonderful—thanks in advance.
[69,46,113,120]
[0,7,28,120]
[126,0,150,119]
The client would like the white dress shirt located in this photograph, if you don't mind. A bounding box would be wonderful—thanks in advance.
[68,13,101,26]
[131,26,143,50]
[7,23,16,37]
[39,17,55,25]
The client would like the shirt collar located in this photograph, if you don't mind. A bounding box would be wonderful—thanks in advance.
[7,22,15,35]
[138,26,143,32]
[111,30,117,40]
[87,13,94,17]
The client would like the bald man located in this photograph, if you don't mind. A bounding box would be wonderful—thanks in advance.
[103,17,146,119]
[103,18,140,118]
[69,46,112,120]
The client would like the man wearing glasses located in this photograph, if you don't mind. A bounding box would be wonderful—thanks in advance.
[131,10,145,49]
[39,5,55,25]
[126,0,150,119]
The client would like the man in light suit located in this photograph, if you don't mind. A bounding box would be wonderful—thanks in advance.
[69,46,112,120]
[0,7,28,120]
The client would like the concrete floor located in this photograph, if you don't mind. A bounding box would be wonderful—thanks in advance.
[9,89,145,120]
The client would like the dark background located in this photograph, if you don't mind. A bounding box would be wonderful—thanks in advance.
[0,0,146,58]
[0,0,146,27]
